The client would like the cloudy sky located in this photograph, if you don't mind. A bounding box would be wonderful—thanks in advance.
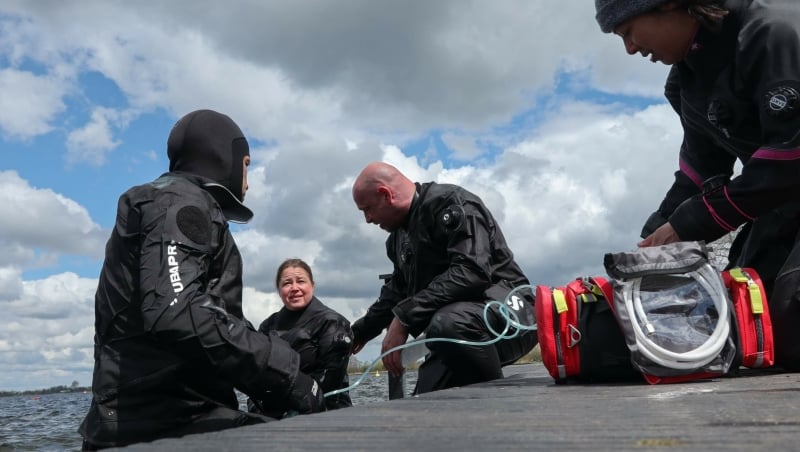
[0,0,684,392]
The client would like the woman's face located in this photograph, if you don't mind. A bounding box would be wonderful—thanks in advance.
[278,266,314,311]
[614,3,698,65]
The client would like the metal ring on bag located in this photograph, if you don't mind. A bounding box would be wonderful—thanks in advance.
[568,324,582,348]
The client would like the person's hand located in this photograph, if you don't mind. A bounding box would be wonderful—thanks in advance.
[381,317,409,377]
[638,222,681,247]
[286,372,326,415]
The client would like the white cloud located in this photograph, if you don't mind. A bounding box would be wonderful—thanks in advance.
[0,272,95,390]
[0,171,107,262]
[7,272,95,319]
[0,267,23,301]
[0,1,670,145]
[441,133,482,161]
[65,107,124,166]
[0,69,67,140]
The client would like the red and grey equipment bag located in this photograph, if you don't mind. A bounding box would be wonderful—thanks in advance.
[723,267,774,369]
[536,244,775,385]
[604,241,738,384]
[535,276,640,383]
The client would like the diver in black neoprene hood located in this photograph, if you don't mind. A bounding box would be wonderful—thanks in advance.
[79,109,325,450]
[167,108,254,223]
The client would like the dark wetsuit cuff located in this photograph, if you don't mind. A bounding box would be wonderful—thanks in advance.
[391,305,411,328]
[393,301,428,337]
[670,201,728,243]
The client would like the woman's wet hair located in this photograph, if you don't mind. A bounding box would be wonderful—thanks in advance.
[683,0,729,31]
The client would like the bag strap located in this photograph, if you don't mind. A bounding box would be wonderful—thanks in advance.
[552,288,568,314]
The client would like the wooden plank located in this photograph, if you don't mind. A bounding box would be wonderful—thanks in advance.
[115,363,800,451]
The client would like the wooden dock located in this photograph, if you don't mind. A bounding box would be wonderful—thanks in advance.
[116,363,800,451]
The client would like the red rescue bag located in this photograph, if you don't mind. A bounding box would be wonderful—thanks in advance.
[535,276,639,383]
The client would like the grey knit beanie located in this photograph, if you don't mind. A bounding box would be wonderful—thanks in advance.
[595,0,670,33]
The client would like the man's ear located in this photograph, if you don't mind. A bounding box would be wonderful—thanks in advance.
[377,186,393,203]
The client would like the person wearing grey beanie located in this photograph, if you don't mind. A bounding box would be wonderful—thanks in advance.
[595,0,800,373]
[595,0,729,64]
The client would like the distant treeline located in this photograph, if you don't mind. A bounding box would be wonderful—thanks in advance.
[0,384,90,398]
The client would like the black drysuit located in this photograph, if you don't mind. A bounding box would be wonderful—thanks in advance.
[641,0,800,368]
[352,182,538,393]
[253,296,353,417]
[79,110,311,448]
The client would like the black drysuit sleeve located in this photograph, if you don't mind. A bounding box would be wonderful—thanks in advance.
[669,17,800,242]
[137,199,301,399]
[310,317,354,398]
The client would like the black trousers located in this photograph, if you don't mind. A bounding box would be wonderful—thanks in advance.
[413,298,538,394]
[728,203,800,370]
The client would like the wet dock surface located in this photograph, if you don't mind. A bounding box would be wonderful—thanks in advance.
[116,363,800,451]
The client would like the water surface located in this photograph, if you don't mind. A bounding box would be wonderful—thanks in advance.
[0,370,417,452]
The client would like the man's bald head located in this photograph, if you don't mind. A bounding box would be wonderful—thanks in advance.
[352,162,416,232]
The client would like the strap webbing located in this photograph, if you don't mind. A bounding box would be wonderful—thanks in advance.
[553,289,568,314]
[729,268,764,314]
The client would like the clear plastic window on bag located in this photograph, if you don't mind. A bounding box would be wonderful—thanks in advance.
[637,274,720,354]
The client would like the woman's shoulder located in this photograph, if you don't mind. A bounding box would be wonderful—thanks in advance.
[257,311,281,332]
[740,1,800,45]
[309,298,351,324]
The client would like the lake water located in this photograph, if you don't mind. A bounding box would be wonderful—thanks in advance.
[0,370,417,452]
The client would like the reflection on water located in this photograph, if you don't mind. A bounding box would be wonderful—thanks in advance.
[0,370,417,452]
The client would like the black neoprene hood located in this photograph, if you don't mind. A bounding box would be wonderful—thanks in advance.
[167,109,253,223]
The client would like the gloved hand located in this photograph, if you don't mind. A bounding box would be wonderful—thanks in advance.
[247,392,286,420]
[351,317,366,344]
[286,372,326,415]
